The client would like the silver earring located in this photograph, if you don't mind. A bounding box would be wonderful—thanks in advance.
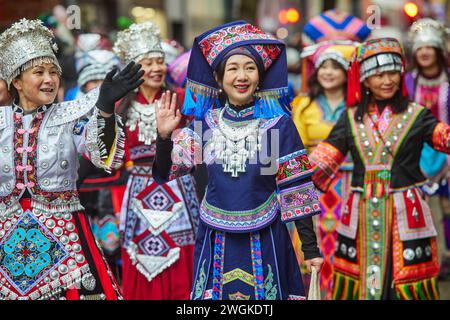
[219,88,223,93]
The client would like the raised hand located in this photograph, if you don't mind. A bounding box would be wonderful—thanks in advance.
[156,90,182,139]
[96,61,145,115]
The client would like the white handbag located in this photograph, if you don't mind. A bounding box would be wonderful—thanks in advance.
[307,267,321,300]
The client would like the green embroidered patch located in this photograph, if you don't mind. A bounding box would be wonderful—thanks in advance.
[264,264,278,300]
[194,259,207,300]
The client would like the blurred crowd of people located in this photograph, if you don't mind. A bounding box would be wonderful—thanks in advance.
[1,4,450,301]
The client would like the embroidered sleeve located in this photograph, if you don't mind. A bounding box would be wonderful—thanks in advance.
[309,111,349,192]
[168,126,202,180]
[310,142,345,192]
[431,122,450,154]
[79,107,125,173]
[276,117,321,223]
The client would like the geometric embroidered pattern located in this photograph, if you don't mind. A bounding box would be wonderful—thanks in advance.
[138,234,170,257]
[0,210,68,295]
[223,268,254,287]
[142,186,175,211]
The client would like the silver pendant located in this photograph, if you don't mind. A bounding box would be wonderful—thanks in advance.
[126,100,159,145]
[213,106,261,177]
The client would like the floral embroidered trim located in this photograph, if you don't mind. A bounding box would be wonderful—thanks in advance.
[310,142,345,192]
[212,231,225,300]
[169,127,202,180]
[276,149,313,187]
[250,232,264,300]
[432,122,450,153]
[198,23,278,67]
[200,193,279,232]
[279,181,321,222]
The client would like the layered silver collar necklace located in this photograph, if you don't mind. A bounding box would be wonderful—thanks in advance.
[126,99,160,145]
[212,103,262,177]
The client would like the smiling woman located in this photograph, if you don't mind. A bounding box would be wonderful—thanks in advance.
[291,41,357,300]
[153,20,324,301]
[113,21,200,300]
[310,37,450,300]
[12,63,61,113]
[0,18,144,300]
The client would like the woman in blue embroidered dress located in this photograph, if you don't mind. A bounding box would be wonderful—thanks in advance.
[153,21,323,300]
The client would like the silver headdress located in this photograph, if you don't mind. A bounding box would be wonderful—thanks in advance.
[408,18,449,53]
[75,33,118,89]
[0,18,62,88]
[113,22,164,65]
[77,50,119,89]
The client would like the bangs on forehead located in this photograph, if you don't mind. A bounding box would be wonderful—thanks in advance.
[17,56,62,79]
[225,55,257,66]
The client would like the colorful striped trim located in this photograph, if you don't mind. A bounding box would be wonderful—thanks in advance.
[310,142,345,192]
[394,277,440,300]
[200,193,279,232]
[212,231,225,300]
[332,271,360,300]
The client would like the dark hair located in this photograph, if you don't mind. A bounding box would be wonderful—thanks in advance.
[354,82,409,122]
[412,47,450,97]
[305,59,347,108]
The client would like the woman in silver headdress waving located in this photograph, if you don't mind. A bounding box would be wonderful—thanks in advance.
[114,22,200,300]
[0,18,144,300]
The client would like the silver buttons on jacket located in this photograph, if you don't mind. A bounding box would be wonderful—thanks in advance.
[41,145,49,152]
[403,248,415,261]
[2,165,10,173]
[41,162,49,169]
[60,160,68,170]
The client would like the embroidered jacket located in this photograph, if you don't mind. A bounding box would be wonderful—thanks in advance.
[311,102,450,193]
[0,88,125,217]
[154,105,322,232]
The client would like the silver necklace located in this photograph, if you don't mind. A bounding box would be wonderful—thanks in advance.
[213,104,262,177]
[126,99,159,145]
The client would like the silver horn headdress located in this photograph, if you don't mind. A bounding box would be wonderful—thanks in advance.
[408,18,449,53]
[113,21,164,64]
[0,18,62,88]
